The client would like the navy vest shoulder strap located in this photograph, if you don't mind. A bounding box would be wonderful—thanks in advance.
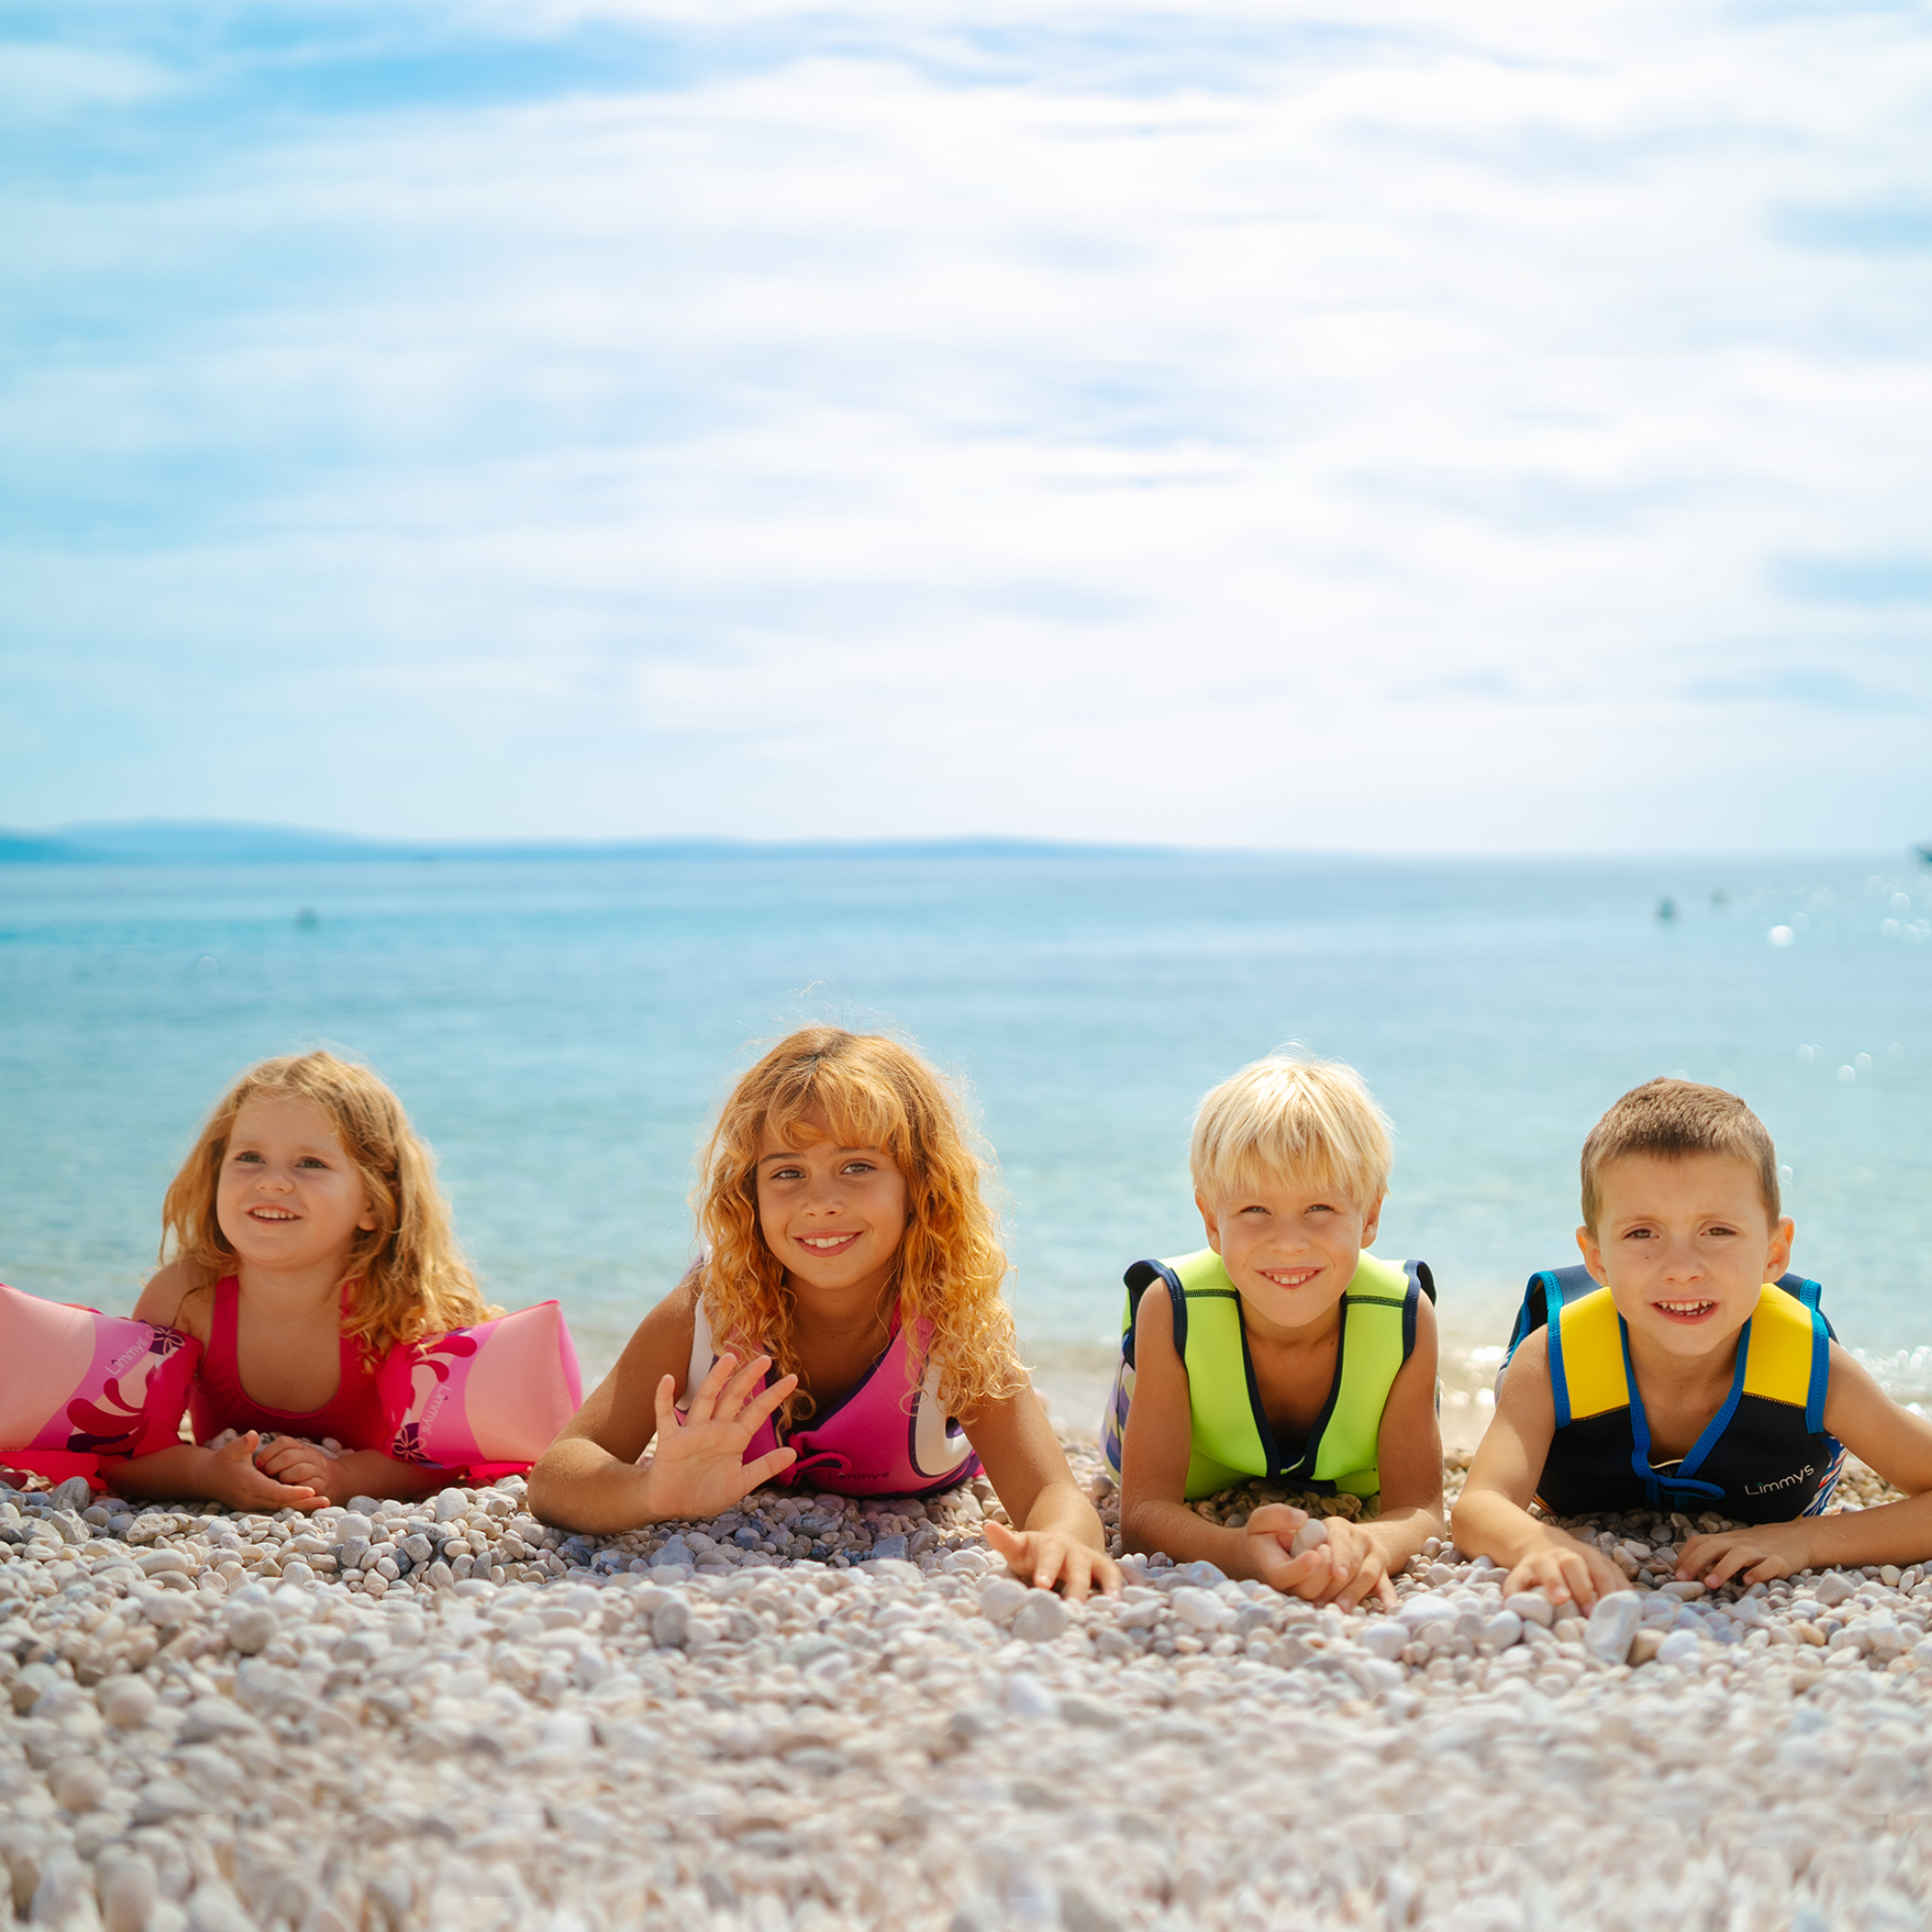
[1505,1264,1598,1362]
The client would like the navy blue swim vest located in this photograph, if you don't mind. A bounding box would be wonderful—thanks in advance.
[1503,1265,1844,1523]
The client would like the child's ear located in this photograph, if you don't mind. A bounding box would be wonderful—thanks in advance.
[1359,1192,1385,1248]
[1576,1224,1606,1285]
[1195,1192,1221,1253]
[1768,1215,1795,1280]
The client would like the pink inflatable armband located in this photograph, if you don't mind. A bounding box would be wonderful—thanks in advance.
[0,1282,201,1482]
[377,1301,582,1472]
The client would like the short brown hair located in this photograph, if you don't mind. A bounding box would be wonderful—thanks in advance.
[1579,1078,1779,1232]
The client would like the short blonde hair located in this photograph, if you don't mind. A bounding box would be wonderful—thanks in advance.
[161,1051,498,1358]
[1190,1054,1393,1208]
[1580,1078,1779,1233]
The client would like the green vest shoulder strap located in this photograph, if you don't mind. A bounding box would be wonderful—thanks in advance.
[1119,1248,1433,1502]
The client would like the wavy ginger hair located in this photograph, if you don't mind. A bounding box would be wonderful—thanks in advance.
[159,1051,498,1357]
[695,1028,1019,1429]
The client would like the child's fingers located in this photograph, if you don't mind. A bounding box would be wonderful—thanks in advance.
[735,1371,800,1436]
[716,1352,778,1421]
[652,1373,680,1439]
[683,1351,740,1425]
[737,1446,799,1492]
[1246,1503,1308,1542]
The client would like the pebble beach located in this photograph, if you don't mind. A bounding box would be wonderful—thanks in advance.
[8,1444,1932,1932]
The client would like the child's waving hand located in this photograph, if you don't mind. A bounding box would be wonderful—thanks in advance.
[641,1351,800,1520]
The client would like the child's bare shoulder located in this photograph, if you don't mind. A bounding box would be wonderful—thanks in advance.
[134,1261,217,1341]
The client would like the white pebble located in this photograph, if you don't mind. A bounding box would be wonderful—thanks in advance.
[1585,1592,1642,1663]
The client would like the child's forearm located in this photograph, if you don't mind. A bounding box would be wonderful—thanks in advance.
[1451,1488,1578,1571]
[1122,1496,1258,1578]
[1362,1504,1444,1578]
[99,1446,226,1503]
[1790,1494,1932,1571]
[526,1439,661,1535]
[325,1451,445,1505]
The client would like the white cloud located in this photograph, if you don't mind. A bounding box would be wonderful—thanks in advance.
[4,3,1931,845]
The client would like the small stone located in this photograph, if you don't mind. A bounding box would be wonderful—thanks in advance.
[99,1853,157,1932]
[652,1598,691,1648]
[650,1537,695,1570]
[1004,1674,1058,1719]
[434,1490,469,1522]
[1289,1519,1328,1557]
[1584,1591,1641,1663]
[224,1605,279,1656]
[1170,1588,1232,1633]
[1656,1629,1703,1666]
[1629,1628,1665,1666]
[1358,1622,1408,1661]
[979,1577,1030,1627]
[56,1760,110,1810]
[1814,1573,1858,1609]
[99,1677,158,1729]
[1479,1609,1523,1652]
[1009,1594,1069,1644]
[1504,1590,1555,1628]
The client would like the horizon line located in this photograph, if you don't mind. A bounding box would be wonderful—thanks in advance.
[2,817,1929,867]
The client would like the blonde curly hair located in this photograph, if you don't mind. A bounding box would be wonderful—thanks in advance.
[694,1027,1019,1430]
[159,1051,498,1358]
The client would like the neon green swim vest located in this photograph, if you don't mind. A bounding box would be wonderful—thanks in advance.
[1099,1248,1435,1502]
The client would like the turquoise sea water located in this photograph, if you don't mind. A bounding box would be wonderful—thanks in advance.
[3,852,1930,1398]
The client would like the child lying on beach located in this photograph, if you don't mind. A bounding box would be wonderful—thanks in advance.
[116,1052,501,1510]
[1105,1055,1444,1607]
[529,1027,1119,1600]
[1453,1078,1932,1606]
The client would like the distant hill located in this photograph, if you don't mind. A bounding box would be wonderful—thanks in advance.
[0,820,1169,865]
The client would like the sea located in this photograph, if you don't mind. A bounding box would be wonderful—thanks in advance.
[3,850,1930,1414]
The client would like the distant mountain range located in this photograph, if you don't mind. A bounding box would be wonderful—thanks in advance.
[0,820,1165,865]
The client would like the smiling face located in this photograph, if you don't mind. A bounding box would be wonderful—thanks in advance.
[214,1094,378,1280]
[754,1116,910,1305]
[1579,1151,1793,1360]
[1198,1172,1382,1340]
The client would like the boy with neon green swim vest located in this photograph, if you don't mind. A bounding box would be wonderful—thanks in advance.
[1106,1055,1444,1608]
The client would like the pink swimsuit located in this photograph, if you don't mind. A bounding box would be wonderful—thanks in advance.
[684,1300,980,1497]
[187,1277,388,1449]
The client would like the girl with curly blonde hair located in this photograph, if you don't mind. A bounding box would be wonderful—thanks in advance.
[116,1051,498,1513]
[532,1027,1117,1599]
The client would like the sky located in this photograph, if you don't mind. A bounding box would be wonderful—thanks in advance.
[3,0,1930,852]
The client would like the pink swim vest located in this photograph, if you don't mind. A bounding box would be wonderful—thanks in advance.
[188,1277,389,1450]
[683,1299,980,1497]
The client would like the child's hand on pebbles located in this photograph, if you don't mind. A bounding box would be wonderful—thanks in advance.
[1244,1506,1397,1608]
[255,1435,342,1500]
[1677,1522,1811,1589]
[1500,1532,1626,1611]
[207,1432,328,1513]
[984,1520,1120,1602]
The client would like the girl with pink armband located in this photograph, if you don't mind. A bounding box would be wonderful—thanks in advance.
[115,1052,513,1511]
[530,1027,1119,1600]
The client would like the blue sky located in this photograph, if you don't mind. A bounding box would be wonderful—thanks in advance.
[3,1,1930,850]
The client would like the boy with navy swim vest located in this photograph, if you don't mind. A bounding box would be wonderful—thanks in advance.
[1454,1079,1932,1608]
[1106,1056,1444,1608]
